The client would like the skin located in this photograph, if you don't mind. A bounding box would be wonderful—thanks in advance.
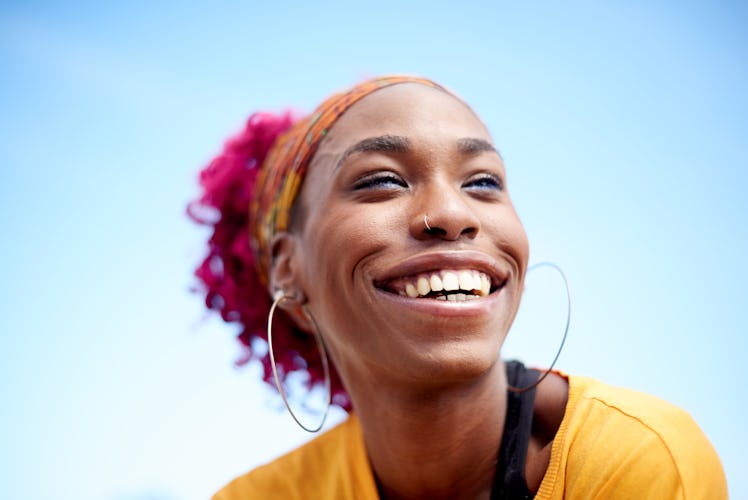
[271,83,568,499]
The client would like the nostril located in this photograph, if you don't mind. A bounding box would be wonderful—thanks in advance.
[424,226,447,237]
[415,211,480,241]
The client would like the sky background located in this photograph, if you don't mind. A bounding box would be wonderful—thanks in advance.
[1,1,746,499]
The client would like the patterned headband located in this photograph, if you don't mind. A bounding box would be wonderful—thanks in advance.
[249,75,444,285]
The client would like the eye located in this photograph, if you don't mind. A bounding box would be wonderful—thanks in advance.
[463,173,504,192]
[353,171,408,191]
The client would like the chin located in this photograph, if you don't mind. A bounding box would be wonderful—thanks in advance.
[400,335,503,386]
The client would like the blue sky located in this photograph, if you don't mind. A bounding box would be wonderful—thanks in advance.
[1,1,746,498]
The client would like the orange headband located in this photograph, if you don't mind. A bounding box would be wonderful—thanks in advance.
[249,75,444,285]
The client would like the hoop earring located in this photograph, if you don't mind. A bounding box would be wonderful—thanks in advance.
[507,262,571,393]
[267,290,332,432]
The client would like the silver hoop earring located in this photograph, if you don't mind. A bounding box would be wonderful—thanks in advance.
[267,290,332,432]
[424,214,432,231]
[507,262,571,393]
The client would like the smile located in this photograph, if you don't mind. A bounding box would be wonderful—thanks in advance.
[378,269,504,302]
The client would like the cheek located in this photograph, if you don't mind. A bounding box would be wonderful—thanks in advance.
[509,216,530,268]
[295,205,397,365]
[486,206,530,270]
[299,202,393,297]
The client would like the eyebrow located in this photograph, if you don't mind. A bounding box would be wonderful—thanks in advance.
[334,135,500,171]
[335,135,410,171]
[456,137,499,155]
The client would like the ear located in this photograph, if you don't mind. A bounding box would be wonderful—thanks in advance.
[269,231,313,332]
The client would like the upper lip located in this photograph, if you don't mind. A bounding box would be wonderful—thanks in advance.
[372,251,509,291]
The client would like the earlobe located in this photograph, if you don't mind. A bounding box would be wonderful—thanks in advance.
[269,232,312,331]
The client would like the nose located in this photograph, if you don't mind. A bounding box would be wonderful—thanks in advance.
[410,185,480,241]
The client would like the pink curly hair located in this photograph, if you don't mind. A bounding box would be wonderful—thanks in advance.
[187,111,351,410]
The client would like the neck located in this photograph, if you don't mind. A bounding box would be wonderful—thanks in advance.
[346,360,508,500]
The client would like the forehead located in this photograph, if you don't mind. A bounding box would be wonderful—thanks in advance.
[315,83,492,158]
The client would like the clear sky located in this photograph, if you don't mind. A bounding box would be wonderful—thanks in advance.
[1,1,746,499]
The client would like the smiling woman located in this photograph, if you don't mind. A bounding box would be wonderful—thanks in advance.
[189,76,727,499]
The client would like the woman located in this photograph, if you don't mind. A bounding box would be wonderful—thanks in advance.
[190,76,727,499]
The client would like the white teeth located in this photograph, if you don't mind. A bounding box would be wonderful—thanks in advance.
[472,271,481,290]
[430,274,443,292]
[396,270,493,299]
[481,275,491,296]
[417,276,430,296]
[442,272,459,291]
[458,271,474,291]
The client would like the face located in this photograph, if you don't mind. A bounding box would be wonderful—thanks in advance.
[275,83,529,392]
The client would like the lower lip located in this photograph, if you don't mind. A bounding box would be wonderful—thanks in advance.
[373,286,505,318]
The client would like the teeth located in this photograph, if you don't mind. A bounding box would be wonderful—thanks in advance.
[472,271,481,290]
[395,270,494,300]
[458,271,474,291]
[417,276,430,296]
[442,272,459,291]
[429,274,443,292]
[481,275,491,296]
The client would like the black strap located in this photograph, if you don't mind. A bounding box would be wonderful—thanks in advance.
[491,360,539,500]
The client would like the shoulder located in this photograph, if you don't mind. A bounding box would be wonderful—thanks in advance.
[538,375,727,500]
[212,415,378,500]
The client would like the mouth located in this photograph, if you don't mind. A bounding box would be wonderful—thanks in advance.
[374,268,506,302]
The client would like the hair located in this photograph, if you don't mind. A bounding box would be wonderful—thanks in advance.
[187,111,351,409]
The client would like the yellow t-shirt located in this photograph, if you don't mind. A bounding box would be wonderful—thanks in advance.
[214,375,727,499]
